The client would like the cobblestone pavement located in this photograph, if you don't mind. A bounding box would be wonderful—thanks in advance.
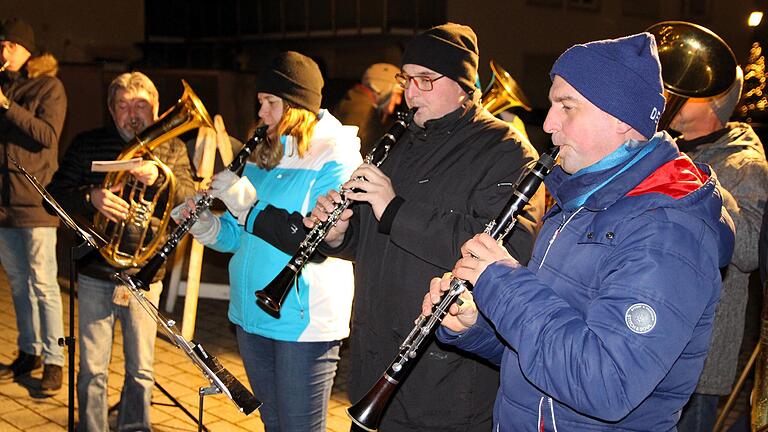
[0,261,759,431]
[0,267,352,431]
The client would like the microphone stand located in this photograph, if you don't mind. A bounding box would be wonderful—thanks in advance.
[10,157,106,432]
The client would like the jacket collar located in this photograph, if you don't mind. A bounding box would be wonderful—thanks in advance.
[546,132,681,212]
[408,100,476,141]
[683,122,765,157]
[0,66,27,86]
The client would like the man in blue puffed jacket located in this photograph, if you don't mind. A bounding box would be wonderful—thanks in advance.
[423,32,735,431]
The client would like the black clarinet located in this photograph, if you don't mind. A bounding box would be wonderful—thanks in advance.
[115,125,269,290]
[254,108,417,318]
[347,147,560,431]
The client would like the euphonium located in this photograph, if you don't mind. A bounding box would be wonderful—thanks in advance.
[94,80,214,268]
[347,147,559,431]
[115,125,269,291]
[255,108,417,318]
[481,59,532,116]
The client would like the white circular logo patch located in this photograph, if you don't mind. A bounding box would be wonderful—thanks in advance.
[625,303,656,334]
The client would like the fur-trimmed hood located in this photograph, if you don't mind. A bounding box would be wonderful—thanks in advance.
[26,52,58,78]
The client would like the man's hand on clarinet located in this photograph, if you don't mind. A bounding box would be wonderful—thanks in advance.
[422,272,478,333]
[343,163,395,220]
[453,233,516,286]
[303,189,352,248]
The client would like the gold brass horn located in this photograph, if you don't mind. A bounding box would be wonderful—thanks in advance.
[646,21,737,130]
[481,60,533,116]
[94,80,214,268]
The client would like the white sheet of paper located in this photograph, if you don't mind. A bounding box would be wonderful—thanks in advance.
[91,158,143,172]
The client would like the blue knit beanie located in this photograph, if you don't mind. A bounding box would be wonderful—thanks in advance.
[550,32,666,139]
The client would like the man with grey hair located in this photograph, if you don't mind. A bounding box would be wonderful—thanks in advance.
[48,71,194,431]
[0,17,66,394]
[671,66,768,432]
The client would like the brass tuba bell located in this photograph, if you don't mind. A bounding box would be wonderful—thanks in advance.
[646,21,737,130]
[94,80,214,268]
[481,59,532,116]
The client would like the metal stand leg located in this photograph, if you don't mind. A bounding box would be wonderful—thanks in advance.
[66,245,77,432]
[67,241,96,432]
[198,385,220,432]
[149,380,209,432]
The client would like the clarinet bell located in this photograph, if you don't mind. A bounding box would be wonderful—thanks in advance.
[255,265,298,318]
[346,374,399,431]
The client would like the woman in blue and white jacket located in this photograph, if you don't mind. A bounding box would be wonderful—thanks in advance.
[175,51,362,432]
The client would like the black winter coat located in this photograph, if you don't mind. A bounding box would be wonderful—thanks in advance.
[0,54,66,227]
[323,101,543,431]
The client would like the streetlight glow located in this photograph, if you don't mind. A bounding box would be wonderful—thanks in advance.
[749,11,763,27]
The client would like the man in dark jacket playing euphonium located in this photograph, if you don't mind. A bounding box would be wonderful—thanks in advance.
[48,72,194,431]
[0,17,66,395]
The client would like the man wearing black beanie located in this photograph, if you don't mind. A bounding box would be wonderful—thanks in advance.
[0,17,66,395]
[307,23,543,431]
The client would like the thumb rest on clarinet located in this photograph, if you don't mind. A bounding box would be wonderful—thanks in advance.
[346,146,560,431]
[254,108,417,318]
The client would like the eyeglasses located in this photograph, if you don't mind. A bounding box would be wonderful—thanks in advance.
[395,73,445,91]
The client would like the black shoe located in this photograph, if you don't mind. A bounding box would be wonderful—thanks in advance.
[40,364,62,394]
[0,351,41,381]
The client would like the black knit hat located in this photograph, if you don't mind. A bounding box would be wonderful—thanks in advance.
[401,23,479,94]
[255,51,324,114]
[0,18,36,54]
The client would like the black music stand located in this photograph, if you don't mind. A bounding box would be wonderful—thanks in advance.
[10,157,106,432]
[114,271,261,431]
[12,158,260,431]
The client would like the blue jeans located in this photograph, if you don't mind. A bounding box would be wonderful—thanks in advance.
[236,327,341,432]
[0,227,64,366]
[677,392,720,432]
[76,274,161,432]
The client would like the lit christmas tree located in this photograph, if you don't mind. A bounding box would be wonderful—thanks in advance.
[737,41,768,121]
